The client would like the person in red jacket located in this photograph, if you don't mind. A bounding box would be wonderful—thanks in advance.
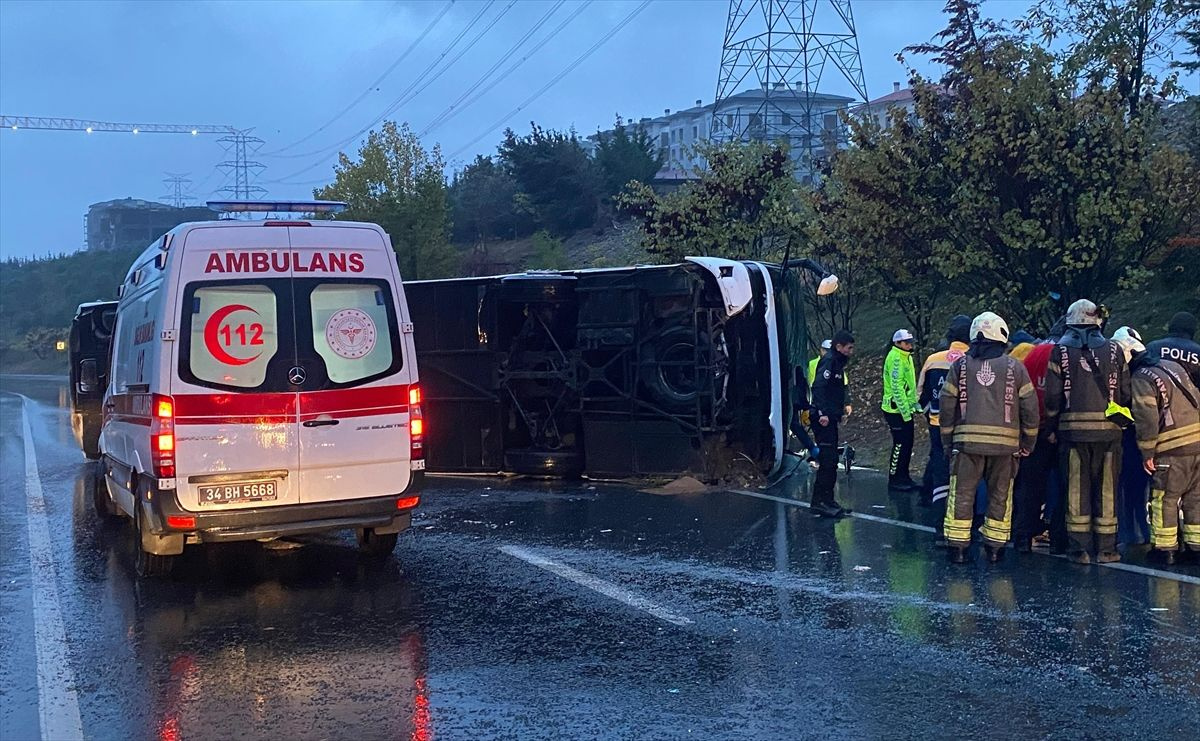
[1013,317,1067,553]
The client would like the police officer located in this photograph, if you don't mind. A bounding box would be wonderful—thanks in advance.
[1044,299,1132,565]
[810,329,855,518]
[882,329,918,491]
[1126,328,1200,565]
[1144,311,1200,388]
[939,312,1040,563]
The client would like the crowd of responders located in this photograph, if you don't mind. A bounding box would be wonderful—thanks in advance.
[799,305,1200,568]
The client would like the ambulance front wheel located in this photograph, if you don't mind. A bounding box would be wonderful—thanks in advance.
[356,528,398,557]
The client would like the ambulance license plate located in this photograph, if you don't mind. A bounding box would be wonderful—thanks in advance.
[198,481,277,505]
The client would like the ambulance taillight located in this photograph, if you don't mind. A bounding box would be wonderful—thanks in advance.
[409,386,424,462]
[150,395,176,478]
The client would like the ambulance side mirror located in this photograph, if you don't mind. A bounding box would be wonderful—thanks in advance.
[79,359,99,392]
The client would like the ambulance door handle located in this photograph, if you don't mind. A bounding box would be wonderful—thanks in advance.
[303,418,339,428]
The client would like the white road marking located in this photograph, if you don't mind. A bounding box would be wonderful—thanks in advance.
[20,397,85,741]
[728,488,1200,587]
[500,545,693,627]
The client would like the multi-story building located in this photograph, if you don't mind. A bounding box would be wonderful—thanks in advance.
[85,199,214,252]
[859,82,918,129]
[587,84,858,183]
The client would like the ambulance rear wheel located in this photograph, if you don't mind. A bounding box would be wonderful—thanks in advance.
[356,528,398,558]
[134,508,176,578]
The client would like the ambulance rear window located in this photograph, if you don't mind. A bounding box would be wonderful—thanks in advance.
[309,282,396,384]
[185,284,279,389]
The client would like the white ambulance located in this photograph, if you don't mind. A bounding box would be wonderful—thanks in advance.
[95,201,424,576]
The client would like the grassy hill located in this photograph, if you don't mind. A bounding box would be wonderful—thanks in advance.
[0,247,139,373]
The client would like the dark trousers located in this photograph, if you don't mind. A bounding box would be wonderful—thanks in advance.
[945,451,1018,547]
[1118,427,1151,547]
[1060,440,1122,555]
[1013,431,1057,546]
[884,412,914,481]
[923,424,950,534]
[811,419,840,506]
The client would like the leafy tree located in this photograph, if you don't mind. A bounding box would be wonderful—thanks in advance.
[1174,0,1200,71]
[593,117,664,198]
[810,99,958,349]
[314,121,458,280]
[19,327,65,361]
[617,140,805,263]
[1019,0,1189,117]
[448,155,530,243]
[498,124,600,235]
[525,230,568,270]
[870,1,1200,330]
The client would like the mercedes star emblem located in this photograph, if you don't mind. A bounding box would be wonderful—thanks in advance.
[288,366,307,385]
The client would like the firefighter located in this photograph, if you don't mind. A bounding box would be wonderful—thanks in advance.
[1125,328,1200,566]
[1143,311,1200,388]
[882,329,919,491]
[939,312,1040,563]
[810,329,855,518]
[916,315,970,533]
[1044,299,1132,565]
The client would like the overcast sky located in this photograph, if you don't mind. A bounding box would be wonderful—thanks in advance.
[0,0,1194,259]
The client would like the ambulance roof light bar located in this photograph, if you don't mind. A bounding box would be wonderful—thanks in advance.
[206,200,348,214]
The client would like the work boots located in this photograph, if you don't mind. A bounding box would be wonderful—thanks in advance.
[984,545,1006,563]
[948,546,969,564]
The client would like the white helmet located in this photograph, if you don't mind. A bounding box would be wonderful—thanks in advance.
[892,329,914,343]
[1066,299,1103,326]
[970,311,1010,343]
[1111,326,1145,362]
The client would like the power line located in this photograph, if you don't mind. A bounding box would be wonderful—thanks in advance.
[261,0,455,156]
[420,1,592,141]
[448,0,653,160]
[265,0,501,165]
[417,0,569,138]
[264,0,520,186]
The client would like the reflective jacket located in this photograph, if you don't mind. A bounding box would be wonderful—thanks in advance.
[1044,339,1131,443]
[940,350,1040,455]
[881,346,917,420]
[916,341,968,427]
[1131,358,1200,459]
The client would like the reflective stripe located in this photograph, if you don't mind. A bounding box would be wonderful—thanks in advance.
[980,478,1014,545]
[1060,421,1118,431]
[1061,412,1108,421]
[944,465,972,544]
[1159,424,1200,442]
[1182,522,1200,546]
[1150,488,1179,548]
[1019,383,1035,398]
[1100,450,1115,522]
[1068,448,1081,527]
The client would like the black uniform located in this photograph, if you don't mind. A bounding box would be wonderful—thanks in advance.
[1143,333,1200,389]
[810,350,849,508]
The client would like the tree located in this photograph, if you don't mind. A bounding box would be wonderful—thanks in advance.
[1173,0,1200,71]
[498,124,600,235]
[314,121,458,280]
[617,140,805,263]
[525,230,568,270]
[593,117,664,198]
[897,2,1199,330]
[448,155,530,243]
[810,98,959,349]
[1020,0,1189,118]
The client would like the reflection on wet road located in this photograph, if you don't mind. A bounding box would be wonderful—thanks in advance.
[2,375,1198,740]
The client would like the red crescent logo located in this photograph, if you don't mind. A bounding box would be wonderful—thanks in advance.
[203,304,262,366]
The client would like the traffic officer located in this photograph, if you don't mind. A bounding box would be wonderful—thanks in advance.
[1044,299,1132,565]
[810,329,855,518]
[882,329,918,491]
[939,312,1040,563]
[808,339,830,388]
[1125,328,1200,566]
[1144,311,1200,388]
[916,315,970,528]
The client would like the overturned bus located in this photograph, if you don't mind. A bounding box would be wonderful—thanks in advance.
[404,258,836,481]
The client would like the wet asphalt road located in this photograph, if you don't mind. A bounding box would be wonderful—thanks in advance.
[2,375,1198,741]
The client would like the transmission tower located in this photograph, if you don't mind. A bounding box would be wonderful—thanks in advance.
[161,172,193,208]
[711,0,869,183]
[216,129,268,210]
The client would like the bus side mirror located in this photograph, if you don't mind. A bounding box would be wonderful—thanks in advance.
[79,359,99,392]
[817,274,839,296]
